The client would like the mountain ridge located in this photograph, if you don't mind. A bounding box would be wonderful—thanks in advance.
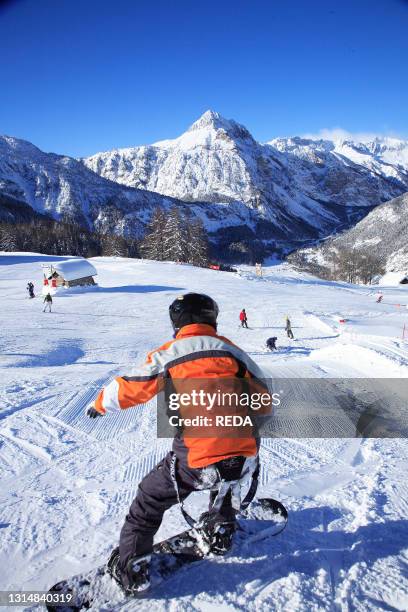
[1,111,408,261]
[83,111,408,245]
[0,133,252,243]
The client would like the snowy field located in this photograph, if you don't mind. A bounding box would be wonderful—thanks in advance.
[1,253,408,611]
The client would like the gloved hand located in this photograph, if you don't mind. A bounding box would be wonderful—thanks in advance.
[86,405,103,418]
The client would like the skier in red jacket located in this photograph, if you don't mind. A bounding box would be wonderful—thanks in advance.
[239,308,248,328]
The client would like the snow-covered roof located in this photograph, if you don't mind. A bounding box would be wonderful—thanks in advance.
[378,271,408,286]
[43,258,97,281]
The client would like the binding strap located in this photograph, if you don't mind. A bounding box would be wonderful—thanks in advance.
[169,452,196,527]
[169,452,259,528]
[240,457,260,510]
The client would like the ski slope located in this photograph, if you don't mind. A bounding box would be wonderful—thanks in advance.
[1,254,408,611]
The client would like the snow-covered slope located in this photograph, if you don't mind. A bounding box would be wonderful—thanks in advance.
[84,111,408,243]
[86,111,261,205]
[2,114,408,252]
[0,135,247,239]
[292,191,408,275]
[1,254,408,610]
[270,135,408,187]
[0,135,178,236]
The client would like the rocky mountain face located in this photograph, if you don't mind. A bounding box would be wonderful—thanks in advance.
[290,191,408,274]
[0,134,244,240]
[1,111,408,260]
[84,111,408,248]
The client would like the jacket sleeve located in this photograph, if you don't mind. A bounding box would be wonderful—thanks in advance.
[94,376,162,414]
[93,344,168,414]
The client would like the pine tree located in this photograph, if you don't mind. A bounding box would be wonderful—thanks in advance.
[139,206,210,265]
[187,218,209,266]
[140,208,167,260]
[162,206,189,262]
[100,233,129,257]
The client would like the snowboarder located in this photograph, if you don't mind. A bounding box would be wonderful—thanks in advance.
[376,293,383,303]
[43,293,52,312]
[27,281,35,298]
[239,308,248,328]
[86,293,270,595]
[285,316,294,339]
[266,337,277,351]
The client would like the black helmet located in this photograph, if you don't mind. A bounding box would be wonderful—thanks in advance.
[169,293,219,332]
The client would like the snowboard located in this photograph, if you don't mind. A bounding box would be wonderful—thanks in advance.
[46,498,288,611]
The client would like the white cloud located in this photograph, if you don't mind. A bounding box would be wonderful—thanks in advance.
[302,127,405,144]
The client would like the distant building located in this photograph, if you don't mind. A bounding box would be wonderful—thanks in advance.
[41,258,97,288]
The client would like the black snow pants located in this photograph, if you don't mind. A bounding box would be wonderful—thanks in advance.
[119,451,245,571]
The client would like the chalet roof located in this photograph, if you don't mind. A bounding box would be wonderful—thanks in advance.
[379,271,408,286]
[43,258,97,281]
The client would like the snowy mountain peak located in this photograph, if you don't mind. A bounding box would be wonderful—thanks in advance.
[269,136,335,154]
[4,114,408,259]
[188,110,225,131]
[80,113,408,246]
[150,111,255,152]
[1,134,49,158]
[186,110,254,142]
[188,110,235,132]
[363,137,408,163]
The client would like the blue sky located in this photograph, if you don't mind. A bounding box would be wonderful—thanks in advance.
[0,0,407,157]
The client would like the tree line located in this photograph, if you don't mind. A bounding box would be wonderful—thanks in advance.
[289,246,385,284]
[0,217,139,258]
[0,206,209,266]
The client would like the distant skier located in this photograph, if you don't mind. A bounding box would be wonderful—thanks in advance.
[376,293,383,303]
[43,293,52,312]
[27,282,35,298]
[285,316,294,339]
[86,293,270,595]
[239,308,248,328]
[266,337,277,351]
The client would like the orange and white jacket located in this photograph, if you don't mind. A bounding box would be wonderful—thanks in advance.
[94,323,270,468]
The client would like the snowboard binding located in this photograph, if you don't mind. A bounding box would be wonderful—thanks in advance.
[197,511,237,555]
[107,547,151,595]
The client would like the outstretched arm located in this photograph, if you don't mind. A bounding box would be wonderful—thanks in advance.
[86,342,171,417]
[92,374,162,415]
